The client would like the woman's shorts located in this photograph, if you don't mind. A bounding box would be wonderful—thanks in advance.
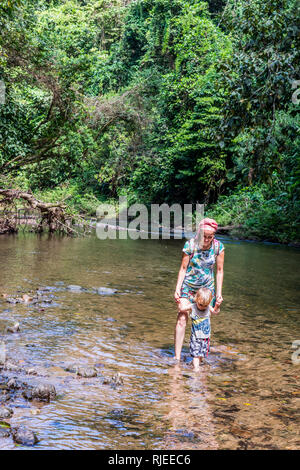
[190,335,210,358]
[180,283,216,307]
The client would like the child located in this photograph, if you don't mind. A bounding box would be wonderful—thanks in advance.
[178,287,220,370]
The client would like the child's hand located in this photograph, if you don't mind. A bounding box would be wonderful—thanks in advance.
[178,305,191,314]
[210,302,221,315]
[178,298,192,314]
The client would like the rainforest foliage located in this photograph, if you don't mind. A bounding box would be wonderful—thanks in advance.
[0,0,299,242]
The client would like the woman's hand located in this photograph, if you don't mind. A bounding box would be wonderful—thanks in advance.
[216,295,223,305]
[174,289,181,303]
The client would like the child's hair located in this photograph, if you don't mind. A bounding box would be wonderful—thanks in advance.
[194,287,212,307]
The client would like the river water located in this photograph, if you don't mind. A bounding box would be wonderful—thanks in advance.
[0,233,299,449]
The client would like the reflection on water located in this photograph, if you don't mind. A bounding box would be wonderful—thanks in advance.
[0,233,299,449]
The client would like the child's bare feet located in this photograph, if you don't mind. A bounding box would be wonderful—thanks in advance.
[193,357,203,370]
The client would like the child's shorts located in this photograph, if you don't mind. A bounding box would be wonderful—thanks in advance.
[190,335,210,358]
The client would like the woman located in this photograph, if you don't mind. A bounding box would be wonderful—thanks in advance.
[174,218,225,361]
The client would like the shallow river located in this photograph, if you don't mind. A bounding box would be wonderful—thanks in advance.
[0,233,299,449]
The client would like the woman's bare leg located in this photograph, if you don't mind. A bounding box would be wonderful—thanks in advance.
[174,310,188,361]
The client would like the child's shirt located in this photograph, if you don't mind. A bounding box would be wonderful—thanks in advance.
[190,304,211,339]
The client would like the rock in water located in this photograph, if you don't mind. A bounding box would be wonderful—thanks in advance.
[0,407,13,419]
[6,322,20,333]
[103,372,124,388]
[65,364,98,377]
[12,426,39,446]
[67,285,83,292]
[64,364,79,374]
[111,372,124,386]
[96,287,117,296]
[0,427,11,438]
[31,384,56,402]
[5,298,21,304]
[76,367,98,378]
[6,378,21,390]
[4,362,20,372]
[22,294,33,302]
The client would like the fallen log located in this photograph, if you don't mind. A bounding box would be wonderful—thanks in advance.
[0,189,73,234]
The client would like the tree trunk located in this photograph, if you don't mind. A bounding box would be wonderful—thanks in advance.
[0,189,72,234]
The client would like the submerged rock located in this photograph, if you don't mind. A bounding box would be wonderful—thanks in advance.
[36,286,61,293]
[32,384,56,402]
[22,294,33,303]
[0,427,11,438]
[5,298,21,304]
[103,372,124,388]
[67,285,83,292]
[4,362,21,372]
[0,407,13,419]
[23,384,56,402]
[230,424,254,439]
[96,287,117,296]
[26,368,38,376]
[65,364,98,378]
[0,393,11,403]
[6,378,22,390]
[6,322,20,334]
[213,410,235,422]
[64,364,79,374]
[76,367,98,378]
[11,426,39,446]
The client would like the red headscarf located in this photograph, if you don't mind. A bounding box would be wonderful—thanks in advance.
[196,218,218,240]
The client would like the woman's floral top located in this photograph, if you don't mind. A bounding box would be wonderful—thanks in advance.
[182,238,224,291]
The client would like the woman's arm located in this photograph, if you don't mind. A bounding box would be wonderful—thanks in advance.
[216,250,225,304]
[174,253,190,303]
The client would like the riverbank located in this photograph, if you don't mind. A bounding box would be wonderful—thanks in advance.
[0,183,299,245]
[1,216,299,249]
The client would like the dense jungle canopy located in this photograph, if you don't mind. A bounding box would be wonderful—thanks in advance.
[0,0,299,242]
